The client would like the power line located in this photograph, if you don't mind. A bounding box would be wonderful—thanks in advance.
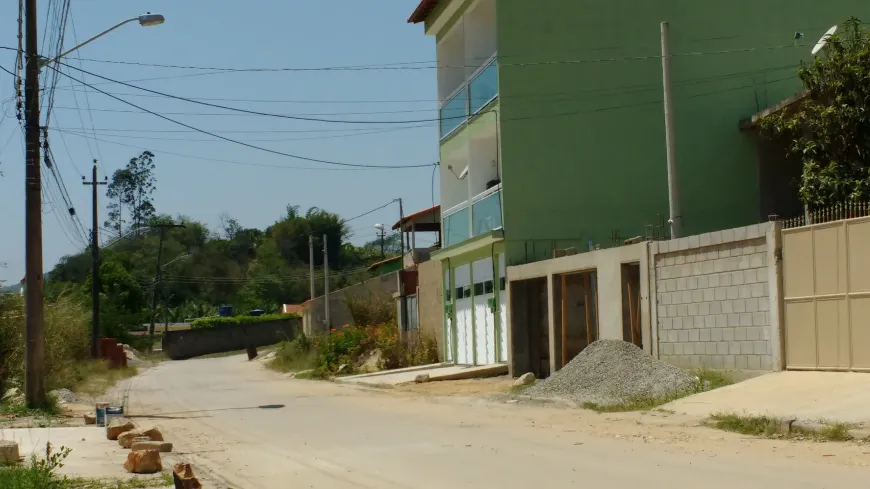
[343,200,398,223]
[48,65,439,170]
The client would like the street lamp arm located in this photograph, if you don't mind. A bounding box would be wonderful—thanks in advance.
[40,18,138,68]
[38,13,165,69]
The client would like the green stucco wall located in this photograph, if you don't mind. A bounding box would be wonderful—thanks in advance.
[495,0,869,266]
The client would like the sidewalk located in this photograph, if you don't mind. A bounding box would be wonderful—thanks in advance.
[663,371,870,425]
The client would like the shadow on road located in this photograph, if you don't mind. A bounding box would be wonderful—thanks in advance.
[128,404,286,419]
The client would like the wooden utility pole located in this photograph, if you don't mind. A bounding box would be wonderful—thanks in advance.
[323,234,330,330]
[83,160,107,358]
[661,21,682,239]
[24,0,46,408]
[309,235,315,300]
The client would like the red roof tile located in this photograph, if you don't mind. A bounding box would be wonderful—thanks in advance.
[408,0,441,24]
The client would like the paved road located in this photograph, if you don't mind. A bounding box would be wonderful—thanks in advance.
[124,356,868,488]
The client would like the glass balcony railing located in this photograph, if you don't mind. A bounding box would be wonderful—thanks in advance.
[443,206,471,247]
[469,60,498,115]
[472,188,502,236]
[439,55,498,140]
[440,90,468,139]
[442,187,503,248]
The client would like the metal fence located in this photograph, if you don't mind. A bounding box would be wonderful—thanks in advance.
[777,202,870,229]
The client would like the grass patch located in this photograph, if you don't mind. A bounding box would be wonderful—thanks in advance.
[71,362,138,398]
[65,473,173,488]
[267,337,316,373]
[695,369,731,390]
[508,380,536,394]
[0,450,172,489]
[0,394,61,417]
[707,413,856,442]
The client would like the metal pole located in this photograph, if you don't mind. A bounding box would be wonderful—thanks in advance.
[24,0,46,408]
[309,235,315,300]
[661,21,682,239]
[83,160,107,358]
[379,229,385,259]
[323,234,330,330]
[148,228,166,341]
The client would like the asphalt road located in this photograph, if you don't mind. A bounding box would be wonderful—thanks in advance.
[123,356,869,488]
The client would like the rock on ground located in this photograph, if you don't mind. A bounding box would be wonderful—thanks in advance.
[124,449,162,474]
[173,463,203,489]
[526,340,697,407]
[415,374,431,383]
[0,440,20,463]
[513,372,536,387]
[131,440,173,453]
[107,418,136,440]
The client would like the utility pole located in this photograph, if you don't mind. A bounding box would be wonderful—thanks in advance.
[309,235,315,300]
[24,0,46,408]
[322,234,330,330]
[148,222,185,343]
[397,198,406,332]
[660,21,682,239]
[83,160,107,359]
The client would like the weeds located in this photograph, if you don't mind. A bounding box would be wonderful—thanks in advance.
[343,295,396,327]
[0,394,60,418]
[268,335,316,373]
[707,413,856,442]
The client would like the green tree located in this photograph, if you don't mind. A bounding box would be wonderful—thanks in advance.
[105,151,157,234]
[762,18,870,207]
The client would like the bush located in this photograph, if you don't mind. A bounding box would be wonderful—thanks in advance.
[190,313,296,329]
[268,334,316,373]
[0,295,90,395]
[311,325,439,376]
[343,294,395,326]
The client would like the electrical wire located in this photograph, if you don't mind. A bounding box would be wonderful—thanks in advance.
[47,65,438,169]
[343,200,399,223]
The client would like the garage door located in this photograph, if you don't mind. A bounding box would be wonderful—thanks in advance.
[454,264,474,365]
[472,257,497,365]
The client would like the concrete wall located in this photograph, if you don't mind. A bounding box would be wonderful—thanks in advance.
[417,260,444,360]
[163,319,299,360]
[649,222,783,372]
[507,242,650,375]
[303,271,401,336]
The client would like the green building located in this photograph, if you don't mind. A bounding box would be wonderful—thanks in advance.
[410,0,868,366]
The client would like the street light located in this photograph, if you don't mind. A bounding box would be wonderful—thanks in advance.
[374,224,386,259]
[39,13,166,69]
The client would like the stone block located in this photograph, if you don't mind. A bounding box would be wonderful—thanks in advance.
[752,312,767,326]
[741,341,754,354]
[124,449,162,474]
[726,286,739,300]
[735,326,747,341]
[692,290,704,302]
[703,289,715,302]
[750,254,764,268]
[738,285,751,299]
[677,305,688,317]
[699,329,711,342]
[678,330,690,342]
[744,269,757,283]
[729,341,741,355]
[704,316,715,328]
[705,343,717,355]
[687,277,698,289]
[709,273,720,287]
[693,316,704,328]
[722,328,735,342]
[731,271,745,286]
[721,300,733,314]
[107,418,136,441]
[751,283,765,298]
[710,230,724,245]
[723,355,736,369]
[688,303,699,316]
[689,329,700,342]
[715,314,727,327]
[735,355,748,369]
[745,298,759,313]
[698,275,709,289]
[131,441,173,453]
[0,440,19,463]
[753,341,768,355]
[710,329,723,342]
[747,327,760,341]
[740,313,753,327]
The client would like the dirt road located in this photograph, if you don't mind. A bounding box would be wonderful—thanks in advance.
[124,356,869,488]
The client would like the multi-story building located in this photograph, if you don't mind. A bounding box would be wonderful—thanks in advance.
[409,0,868,367]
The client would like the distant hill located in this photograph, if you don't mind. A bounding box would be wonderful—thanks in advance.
[0,282,22,294]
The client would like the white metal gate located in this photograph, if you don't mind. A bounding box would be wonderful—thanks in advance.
[498,253,508,362]
[473,257,497,365]
[454,264,474,365]
[444,268,454,363]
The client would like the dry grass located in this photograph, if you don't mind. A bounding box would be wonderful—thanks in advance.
[707,413,855,442]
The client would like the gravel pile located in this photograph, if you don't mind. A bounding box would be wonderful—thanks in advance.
[50,388,82,405]
[526,340,697,406]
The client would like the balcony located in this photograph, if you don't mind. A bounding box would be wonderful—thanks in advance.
[439,56,498,140]
[442,186,502,248]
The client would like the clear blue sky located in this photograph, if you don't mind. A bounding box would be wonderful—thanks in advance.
[0,0,440,282]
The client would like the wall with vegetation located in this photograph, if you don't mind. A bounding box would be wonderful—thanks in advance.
[495,0,870,266]
[162,318,299,360]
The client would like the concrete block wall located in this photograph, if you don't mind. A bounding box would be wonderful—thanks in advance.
[649,222,782,371]
[416,260,444,360]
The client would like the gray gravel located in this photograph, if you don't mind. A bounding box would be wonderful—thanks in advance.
[49,388,81,404]
[526,340,698,406]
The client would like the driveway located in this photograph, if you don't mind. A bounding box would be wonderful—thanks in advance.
[120,356,870,488]
[663,371,870,424]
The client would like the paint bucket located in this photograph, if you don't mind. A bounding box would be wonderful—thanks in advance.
[105,406,124,427]
[95,402,108,427]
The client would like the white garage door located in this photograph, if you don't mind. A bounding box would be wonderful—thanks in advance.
[454,264,474,365]
[443,268,454,363]
[498,253,508,363]
[472,257,497,365]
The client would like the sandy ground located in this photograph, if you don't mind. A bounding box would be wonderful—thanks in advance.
[109,355,870,488]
